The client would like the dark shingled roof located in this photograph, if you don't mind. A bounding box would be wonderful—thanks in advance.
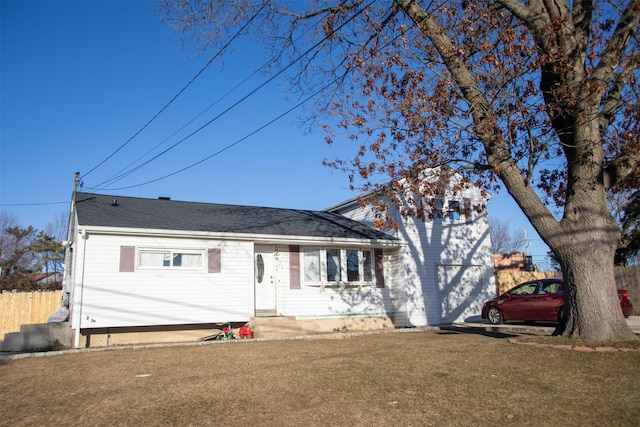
[74,192,398,242]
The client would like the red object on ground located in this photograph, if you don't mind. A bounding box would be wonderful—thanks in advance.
[239,324,253,339]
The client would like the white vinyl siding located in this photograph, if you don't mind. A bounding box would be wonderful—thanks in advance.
[275,246,403,322]
[76,234,253,329]
[333,185,495,326]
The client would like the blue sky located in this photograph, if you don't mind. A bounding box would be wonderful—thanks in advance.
[0,0,551,268]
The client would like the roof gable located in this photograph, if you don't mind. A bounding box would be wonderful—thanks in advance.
[74,192,397,242]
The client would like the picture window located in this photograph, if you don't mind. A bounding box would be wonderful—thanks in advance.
[139,250,203,269]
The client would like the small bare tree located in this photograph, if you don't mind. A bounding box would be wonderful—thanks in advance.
[489,218,524,254]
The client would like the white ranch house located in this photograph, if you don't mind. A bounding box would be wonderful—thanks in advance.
[63,185,494,348]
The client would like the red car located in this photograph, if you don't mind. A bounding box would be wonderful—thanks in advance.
[482,278,634,325]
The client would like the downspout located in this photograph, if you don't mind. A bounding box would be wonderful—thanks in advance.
[73,229,88,348]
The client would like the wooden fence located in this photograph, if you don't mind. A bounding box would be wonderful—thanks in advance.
[0,290,62,339]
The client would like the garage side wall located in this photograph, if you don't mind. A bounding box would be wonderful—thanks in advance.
[333,191,495,326]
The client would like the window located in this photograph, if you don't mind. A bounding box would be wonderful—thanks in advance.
[256,254,265,283]
[510,282,538,296]
[326,249,341,282]
[139,250,203,268]
[362,250,373,281]
[302,247,375,285]
[435,198,445,219]
[140,251,170,267]
[303,248,321,282]
[449,200,461,220]
[347,249,359,281]
[538,281,563,295]
[423,197,466,221]
[173,252,201,267]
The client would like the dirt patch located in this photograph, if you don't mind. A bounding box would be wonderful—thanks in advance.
[1,329,639,426]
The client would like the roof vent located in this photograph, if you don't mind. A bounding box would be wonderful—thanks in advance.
[111,199,118,207]
[158,196,171,200]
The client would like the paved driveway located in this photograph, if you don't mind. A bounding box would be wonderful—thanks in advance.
[462,316,640,334]
[626,315,640,333]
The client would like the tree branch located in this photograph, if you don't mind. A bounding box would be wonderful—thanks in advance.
[394,0,560,239]
[591,0,640,89]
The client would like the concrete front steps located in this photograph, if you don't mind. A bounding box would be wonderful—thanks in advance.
[249,315,394,339]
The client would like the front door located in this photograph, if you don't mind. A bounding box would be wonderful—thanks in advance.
[254,244,277,315]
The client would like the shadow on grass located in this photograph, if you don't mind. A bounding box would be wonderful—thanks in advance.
[436,325,530,339]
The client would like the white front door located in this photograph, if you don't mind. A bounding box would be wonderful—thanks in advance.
[255,244,277,314]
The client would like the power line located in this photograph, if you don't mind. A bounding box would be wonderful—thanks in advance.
[81,4,267,180]
[84,1,374,190]
[98,78,340,191]
[0,201,68,207]
[89,68,265,190]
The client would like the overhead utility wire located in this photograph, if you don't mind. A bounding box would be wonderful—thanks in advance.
[85,0,375,190]
[100,78,340,191]
[81,4,266,180]
[0,201,68,207]
[89,69,265,190]
[92,13,323,190]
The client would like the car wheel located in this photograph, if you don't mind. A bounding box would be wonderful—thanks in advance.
[487,306,503,325]
[557,307,565,323]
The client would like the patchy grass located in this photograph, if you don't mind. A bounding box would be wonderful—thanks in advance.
[515,333,640,350]
[1,329,639,426]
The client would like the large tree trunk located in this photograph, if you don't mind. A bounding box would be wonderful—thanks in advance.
[556,249,637,342]
[538,191,637,342]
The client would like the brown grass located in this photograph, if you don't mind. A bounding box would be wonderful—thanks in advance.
[1,329,639,426]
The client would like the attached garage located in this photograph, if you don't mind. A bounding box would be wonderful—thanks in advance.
[436,264,487,323]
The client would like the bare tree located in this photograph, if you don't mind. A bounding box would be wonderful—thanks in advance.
[44,211,69,243]
[489,217,524,254]
[158,0,640,341]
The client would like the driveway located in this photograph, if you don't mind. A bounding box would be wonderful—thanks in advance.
[626,315,640,334]
[461,315,640,334]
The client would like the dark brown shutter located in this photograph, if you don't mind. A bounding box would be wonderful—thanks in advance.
[374,248,385,288]
[289,245,301,289]
[208,248,221,273]
[119,246,135,272]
